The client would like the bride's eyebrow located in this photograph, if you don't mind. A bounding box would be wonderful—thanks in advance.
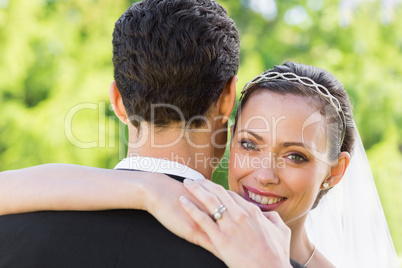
[279,142,305,148]
[237,129,264,142]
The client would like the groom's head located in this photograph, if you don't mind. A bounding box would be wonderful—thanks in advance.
[111,0,239,133]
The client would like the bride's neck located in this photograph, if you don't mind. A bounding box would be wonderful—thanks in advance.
[287,217,314,265]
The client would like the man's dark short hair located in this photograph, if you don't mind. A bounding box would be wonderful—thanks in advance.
[112,0,240,129]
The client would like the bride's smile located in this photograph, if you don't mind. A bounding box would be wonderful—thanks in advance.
[243,186,287,210]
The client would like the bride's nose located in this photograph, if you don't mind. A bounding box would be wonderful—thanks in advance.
[252,166,279,185]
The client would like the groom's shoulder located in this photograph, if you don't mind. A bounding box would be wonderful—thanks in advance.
[0,210,226,268]
[0,210,137,267]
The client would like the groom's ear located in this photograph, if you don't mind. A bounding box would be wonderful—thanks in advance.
[229,123,235,150]
[110,81,128,125]
[217,75,237,124]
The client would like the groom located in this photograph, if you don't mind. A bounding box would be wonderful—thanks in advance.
[0,0,302,267]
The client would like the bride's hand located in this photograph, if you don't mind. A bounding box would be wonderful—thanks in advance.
[141,174,219,257]
[179,179,292,268]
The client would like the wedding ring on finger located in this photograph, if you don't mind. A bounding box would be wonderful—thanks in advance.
[212,204,227,221]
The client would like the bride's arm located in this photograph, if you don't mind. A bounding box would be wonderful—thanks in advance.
[0,164,218,256]
[0,164,150,214]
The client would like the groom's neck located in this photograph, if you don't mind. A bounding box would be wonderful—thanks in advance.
[126,122,222,179]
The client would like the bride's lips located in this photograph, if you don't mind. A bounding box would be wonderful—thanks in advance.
[243,186,286,211]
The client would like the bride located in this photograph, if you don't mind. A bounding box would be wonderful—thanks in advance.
[0,62,398,267]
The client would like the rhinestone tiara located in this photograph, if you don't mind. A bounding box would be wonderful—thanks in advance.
[241,72,346,145]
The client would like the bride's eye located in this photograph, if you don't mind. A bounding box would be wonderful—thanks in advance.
[286,153,307,163]
[239,139,258,151]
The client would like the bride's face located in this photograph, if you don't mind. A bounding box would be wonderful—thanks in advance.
[228,91,332,226]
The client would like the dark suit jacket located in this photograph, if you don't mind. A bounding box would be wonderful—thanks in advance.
[0,173,304,268]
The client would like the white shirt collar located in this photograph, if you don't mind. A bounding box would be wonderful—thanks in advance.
[114,156,205,181]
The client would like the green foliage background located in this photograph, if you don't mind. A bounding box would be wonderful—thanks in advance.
[0,0,401,258]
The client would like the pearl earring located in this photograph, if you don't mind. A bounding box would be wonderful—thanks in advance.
[323,182,329,189]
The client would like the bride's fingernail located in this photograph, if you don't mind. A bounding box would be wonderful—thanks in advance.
[183,178,194,185]
[179,196,189,204]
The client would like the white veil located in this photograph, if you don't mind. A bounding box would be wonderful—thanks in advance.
[305,125,399,267]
